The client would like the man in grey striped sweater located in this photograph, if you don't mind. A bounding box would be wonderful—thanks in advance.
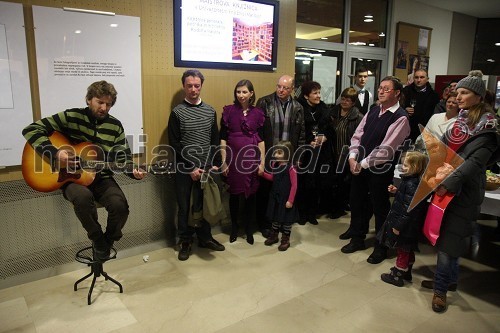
[168,69,225,261]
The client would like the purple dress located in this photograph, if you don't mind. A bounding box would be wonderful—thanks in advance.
[221,104,265,197]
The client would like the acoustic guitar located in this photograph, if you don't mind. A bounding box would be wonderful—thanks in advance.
[22,131,172,192]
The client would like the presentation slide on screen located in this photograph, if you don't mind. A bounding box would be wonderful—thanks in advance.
[181,0,275,64]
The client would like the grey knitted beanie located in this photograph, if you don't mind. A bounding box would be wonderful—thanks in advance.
[456,70,486,98]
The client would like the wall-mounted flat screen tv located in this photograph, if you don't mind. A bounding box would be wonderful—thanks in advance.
[173,0,279,71]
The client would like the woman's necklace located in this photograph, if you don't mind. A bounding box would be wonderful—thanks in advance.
[309,108,317,121]
[242,107,249,117]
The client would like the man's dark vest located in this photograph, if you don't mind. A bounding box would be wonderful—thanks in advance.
[355,90,370,114]
[358,106,407,162]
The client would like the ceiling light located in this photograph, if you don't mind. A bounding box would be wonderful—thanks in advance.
[487,59,495,62]
[320,37,328,40]
[110,23,118,28]
[364,18,373,22]
[379,32,385,37]
[302,60,311,65]
[349,42,367,46]
[495,42,500,46]
[364,15,373,18]
[369,43,375,46]
[74,30,82,34]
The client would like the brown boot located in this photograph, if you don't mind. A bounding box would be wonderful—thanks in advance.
[432,293,447,313]
[264,230,279,246]
[278,234,290,251]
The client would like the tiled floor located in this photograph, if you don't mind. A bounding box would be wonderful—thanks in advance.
[1,215,499,333]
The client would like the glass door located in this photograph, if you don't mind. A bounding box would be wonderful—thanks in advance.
[295,46,343,105]
[347,51,387,103]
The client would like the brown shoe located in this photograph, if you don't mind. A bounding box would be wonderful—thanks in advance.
[264,230,279,246]
[432,293,447,313]
[421,280,457,292]
[278,234,290,251]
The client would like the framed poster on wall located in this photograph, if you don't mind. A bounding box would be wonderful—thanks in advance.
[393,22,432,85]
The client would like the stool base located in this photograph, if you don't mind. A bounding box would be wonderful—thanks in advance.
[74,246,123,305]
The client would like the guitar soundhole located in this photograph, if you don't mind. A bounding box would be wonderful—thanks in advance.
[57,168,82,183]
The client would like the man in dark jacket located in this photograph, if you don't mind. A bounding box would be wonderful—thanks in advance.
[255,75,305,236]
[402,69,440,142]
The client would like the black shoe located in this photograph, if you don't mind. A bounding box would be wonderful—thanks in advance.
[297,218,307,225]
[381,267,406,287]
[403,265,413,282]
[339,228,353,240]
[92,235,111,261]
[178,241,191,261]
[246,234,254,245]
[328,210,347,219]
[199,238,225,251]
[341,239,366,253]
[308,217,319,225]
[367,248,387,264]
[229,231,238,243]
[421,280,457,292]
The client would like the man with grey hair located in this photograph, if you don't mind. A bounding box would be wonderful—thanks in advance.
[256,75,305,236]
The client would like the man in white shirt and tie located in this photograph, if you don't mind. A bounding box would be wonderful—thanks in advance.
[337,67,374,115]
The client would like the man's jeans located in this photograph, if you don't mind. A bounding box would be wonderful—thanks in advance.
[434,250,459,295]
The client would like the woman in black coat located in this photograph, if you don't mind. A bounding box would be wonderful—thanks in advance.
[329,87,364,218]
[296,81,336,225]
[424,71,498,313]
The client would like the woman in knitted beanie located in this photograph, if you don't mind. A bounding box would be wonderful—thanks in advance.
[422,70,498,313]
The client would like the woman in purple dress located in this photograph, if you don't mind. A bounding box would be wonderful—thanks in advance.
[220,80,265,245]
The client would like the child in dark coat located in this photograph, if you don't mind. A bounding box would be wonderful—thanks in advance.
[259,141,298,251]
[378,151,429,287]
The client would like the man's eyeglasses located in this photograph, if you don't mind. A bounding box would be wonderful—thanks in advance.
[277,85,292,91]
[377,87,394,93]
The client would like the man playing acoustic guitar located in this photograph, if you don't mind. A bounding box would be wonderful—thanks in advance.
[22,80,145,261]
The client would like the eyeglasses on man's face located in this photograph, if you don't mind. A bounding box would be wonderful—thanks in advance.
[276,85,292,91]
[377,86,394,93]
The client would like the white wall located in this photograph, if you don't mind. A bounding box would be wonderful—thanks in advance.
[448,12,476,74]
[389,0,454,83]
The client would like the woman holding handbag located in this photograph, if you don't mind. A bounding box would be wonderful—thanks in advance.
[422,71,498,313]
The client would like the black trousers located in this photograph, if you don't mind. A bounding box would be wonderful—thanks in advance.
[229,193,256,234]
[63,178,129,242]
[174,171,213,242]
[349,168,392,240]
